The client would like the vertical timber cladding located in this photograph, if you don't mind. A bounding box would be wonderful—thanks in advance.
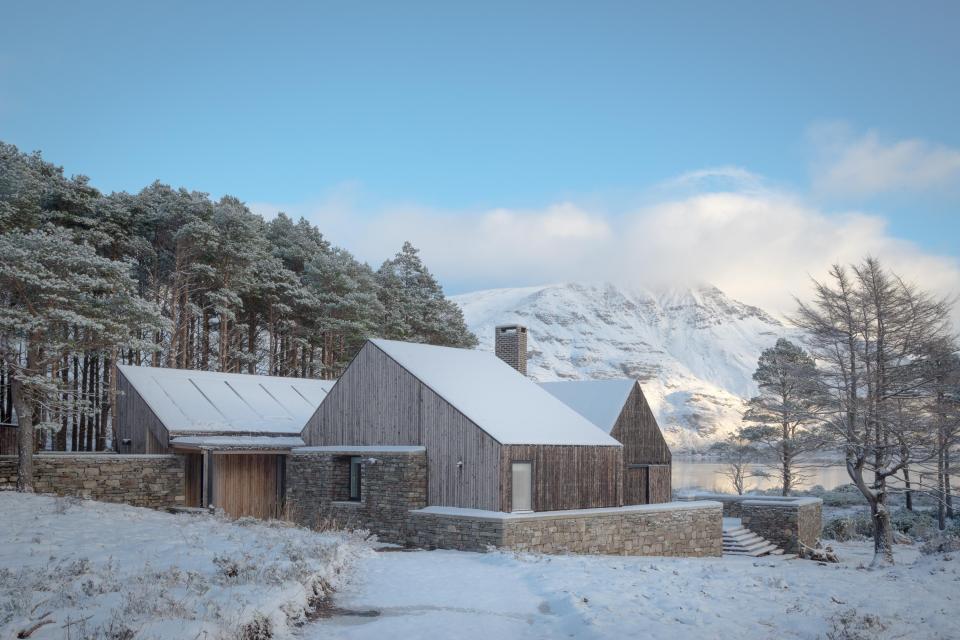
[211,454,281,519]
[304,341,421,446]
[303,342,503,511]
[115,370,170,454]
[500,445,622,512]
[614,382,672,504]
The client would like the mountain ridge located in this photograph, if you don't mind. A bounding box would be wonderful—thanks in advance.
[451,282,795,451]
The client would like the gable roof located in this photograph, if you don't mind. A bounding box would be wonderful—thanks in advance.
[117,365,335,435]
[371,339,621,447]
[538,379,636,433]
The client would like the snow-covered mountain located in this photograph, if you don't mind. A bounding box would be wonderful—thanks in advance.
[451,282,794,451]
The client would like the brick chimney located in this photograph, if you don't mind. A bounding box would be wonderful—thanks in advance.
[495,324,528,375]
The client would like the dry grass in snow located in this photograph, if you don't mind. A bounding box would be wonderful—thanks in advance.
[0,492,373,640]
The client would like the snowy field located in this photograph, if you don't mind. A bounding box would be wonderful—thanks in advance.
[3,492,957,640]
[306,544,959,640]
[0,493,372,639]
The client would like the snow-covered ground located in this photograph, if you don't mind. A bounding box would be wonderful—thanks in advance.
[4,493,956,639]
[0,493,372,639]
[306,544,959,640]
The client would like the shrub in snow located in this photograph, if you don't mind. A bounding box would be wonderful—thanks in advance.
[239,613,273,640]
[826,609,888,640]
[920,535,960,555]
[889,509,938,538]
[822,514,873,542]
[808,484,867,507]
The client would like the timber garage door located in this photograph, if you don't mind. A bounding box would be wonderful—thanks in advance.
[211,454,281,519]
[625,466,651,505]
[625,464,671,505]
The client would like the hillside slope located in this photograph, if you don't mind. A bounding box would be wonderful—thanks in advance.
[452,282,794,450]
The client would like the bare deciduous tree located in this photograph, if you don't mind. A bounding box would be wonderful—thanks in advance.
[795,257,954,566]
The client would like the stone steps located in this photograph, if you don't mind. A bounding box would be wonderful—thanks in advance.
[722,524,789,558]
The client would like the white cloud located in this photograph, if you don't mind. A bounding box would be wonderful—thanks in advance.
[810,123,960,197]
[251,182,960,326]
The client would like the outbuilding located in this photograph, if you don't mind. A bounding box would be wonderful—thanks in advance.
[115,365,334,518]
[539,379,672,504]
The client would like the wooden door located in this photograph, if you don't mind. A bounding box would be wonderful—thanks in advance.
[211,454,280,519]
[624,466,650,505]
[184,453,204,507]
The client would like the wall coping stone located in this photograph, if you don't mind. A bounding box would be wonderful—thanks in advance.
[411,500,722,523]
[685,493,822,507]
[0,453,180,461]
[293,446,426,455]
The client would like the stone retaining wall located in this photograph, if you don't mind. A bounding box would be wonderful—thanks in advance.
[410,501,724,557]
[686,493,823,553]
[0,453,185,509]
[285,447,428,544]
[740,499,822,553]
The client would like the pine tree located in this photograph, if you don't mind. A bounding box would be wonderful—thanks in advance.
[0,228,165,490]
[0,142,479,462]
[741,338,825,496]
[376,242,477,348]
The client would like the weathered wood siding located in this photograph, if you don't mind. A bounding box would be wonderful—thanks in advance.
[303,342,503,510]
[648,464,672,503]
[612,383,672,504]
[303,342,421,446]
[211,453,280,519]
[420,384,501,510]
[115,371,170,454]
[499,445,622,512]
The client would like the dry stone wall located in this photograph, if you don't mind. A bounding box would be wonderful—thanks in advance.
[0,453,185,509]
[411,501,723,557]
[686,493,823,553]
[740,498,822,553]
[285,447,428,544]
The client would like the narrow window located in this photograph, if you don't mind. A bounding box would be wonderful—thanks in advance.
[349,456,362,501]
[511,461,532,512]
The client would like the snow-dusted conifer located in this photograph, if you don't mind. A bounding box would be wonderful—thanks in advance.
[376,242,477,348]
[0,228,165,490]
[741,338,825,496]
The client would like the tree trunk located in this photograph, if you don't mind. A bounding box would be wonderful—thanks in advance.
[78,354,89,451]
[99,354,111,451]
[12,344,39,492]
[938,439,946,530]
[247,309,257,374]
[85,356,96,452]
[71,354,79,451]
[56,357,68,451]
[947,445,955,519]
[903,463,913,512]
[871,495,895,566]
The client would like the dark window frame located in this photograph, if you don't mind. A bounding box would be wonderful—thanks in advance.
[349,455,362,502]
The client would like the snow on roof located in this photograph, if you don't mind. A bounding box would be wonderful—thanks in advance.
[170,435,306,450]
[371,339,621,447]
[118,365,335,435]
[538,379,636,433]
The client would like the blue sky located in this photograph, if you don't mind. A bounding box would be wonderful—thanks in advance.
[1,2,958,304]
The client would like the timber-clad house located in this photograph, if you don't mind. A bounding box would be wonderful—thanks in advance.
[110,324,673,523]
[303,337,624,512]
